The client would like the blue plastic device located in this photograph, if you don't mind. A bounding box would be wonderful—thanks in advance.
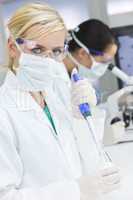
[72,72,91,117]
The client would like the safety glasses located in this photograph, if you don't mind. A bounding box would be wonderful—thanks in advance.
[16,38,68,61]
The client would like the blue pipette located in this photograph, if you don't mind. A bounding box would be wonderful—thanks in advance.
[72,68,112,163]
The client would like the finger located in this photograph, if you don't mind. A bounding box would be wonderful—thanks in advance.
[102,174,121,185]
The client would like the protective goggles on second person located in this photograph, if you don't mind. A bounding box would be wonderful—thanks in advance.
[69,29,114,63]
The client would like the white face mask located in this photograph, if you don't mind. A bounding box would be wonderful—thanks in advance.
[78,62,108,84]
[16,52,68,91]
[80,56,109,83]
[68,51,109,84]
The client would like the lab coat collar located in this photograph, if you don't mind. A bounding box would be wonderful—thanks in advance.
[1,70,61,137]
[1,70,43,112]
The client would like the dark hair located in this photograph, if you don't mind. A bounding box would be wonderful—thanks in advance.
[68,19,117,55]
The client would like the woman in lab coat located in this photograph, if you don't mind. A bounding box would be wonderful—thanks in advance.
[54,19,118,110]
[0,3,120,200]
[0,3,82,200]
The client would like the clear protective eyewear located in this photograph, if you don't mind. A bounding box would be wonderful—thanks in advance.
[16,38,68,61]
[88,48,114,64]
[68,30,113,64]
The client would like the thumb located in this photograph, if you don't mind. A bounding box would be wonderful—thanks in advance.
[71,68,81,82]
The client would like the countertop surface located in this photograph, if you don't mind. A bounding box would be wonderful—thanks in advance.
[104,142,133,199]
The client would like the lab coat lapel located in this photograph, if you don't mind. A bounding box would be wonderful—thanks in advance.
[17,90,59,138]
[3,71,58,135]
[42,89,61,136]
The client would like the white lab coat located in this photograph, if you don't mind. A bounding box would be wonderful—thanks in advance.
[0,71,82,200]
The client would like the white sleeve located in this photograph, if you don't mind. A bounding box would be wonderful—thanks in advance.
[0,109,80,200]
[0,181,80,200]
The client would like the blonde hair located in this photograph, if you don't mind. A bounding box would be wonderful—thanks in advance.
[7,2,66,69]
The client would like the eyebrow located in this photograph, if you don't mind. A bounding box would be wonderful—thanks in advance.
[33,44,64,50]
[52,46,64,50]
[32,44,47,50]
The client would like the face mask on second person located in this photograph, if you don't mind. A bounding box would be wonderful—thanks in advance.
[14,38,68,91]
[68,29,111,84]
[78,57,110,84]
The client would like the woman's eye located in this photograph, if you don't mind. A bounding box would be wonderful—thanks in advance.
[31,48,42,55]
[53,49,62,56]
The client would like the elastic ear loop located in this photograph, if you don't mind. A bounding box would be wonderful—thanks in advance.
[71,30,105,57]
[71,31,98,66]
[71,31,90,54]
[8,35,23,72]
[67,30,91,68]
[67,51,82,68]
[12,39,36,92]
[14,38,23,53]
[13,37,25,72]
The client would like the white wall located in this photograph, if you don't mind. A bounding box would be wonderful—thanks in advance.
[2,0,90,29]
[109,11,133,28]
[0,5,9,65]
[108,0,133,27]
[0,6,7,66]
[0,5,9,85]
